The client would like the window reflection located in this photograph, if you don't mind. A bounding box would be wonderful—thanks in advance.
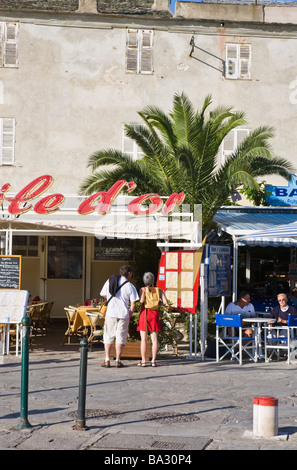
[48,236,83,279]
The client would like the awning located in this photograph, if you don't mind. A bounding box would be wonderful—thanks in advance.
[0,194,201,244]
[214,208,297,247]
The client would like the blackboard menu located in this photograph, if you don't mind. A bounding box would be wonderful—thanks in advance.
[0,255,21,290]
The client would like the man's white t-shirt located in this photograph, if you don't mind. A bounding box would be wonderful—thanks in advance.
[100,276,139,319]
[224,302,255,319]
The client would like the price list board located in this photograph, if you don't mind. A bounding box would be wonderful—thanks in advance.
[157,248,204,313]
[0,255,21,290]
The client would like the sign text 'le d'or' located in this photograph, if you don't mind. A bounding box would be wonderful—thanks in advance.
[0,175,185,217]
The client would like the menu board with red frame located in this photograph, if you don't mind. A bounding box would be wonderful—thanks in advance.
[156,249,203,314]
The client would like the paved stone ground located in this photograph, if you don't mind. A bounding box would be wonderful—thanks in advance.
[1,323,297,454]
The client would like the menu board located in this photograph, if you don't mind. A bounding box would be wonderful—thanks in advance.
[0,290,29,323]
[0,255,21,290]
[157,248,204,313]
[206,245,231,297]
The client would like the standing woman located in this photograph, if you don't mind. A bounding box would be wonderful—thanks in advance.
[137,272,168,367]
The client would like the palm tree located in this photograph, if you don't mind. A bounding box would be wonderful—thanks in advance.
[79,93,294,233]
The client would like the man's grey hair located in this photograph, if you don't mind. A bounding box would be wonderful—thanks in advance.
[277,293,288,300]
[143,272,155,286]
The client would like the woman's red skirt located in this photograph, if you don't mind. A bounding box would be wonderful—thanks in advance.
[137,306,161,332]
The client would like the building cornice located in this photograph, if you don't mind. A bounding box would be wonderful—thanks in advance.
[1,0,297,27]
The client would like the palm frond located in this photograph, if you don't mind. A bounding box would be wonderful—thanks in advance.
[79,92,296,233]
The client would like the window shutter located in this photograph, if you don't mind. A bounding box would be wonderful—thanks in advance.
[239,44,251,79]
[237,129,249,147]
[126,29,153,74]
[225,44,238,79]
[122,126,143,161]
[222,130,235,161]
[0,23,4,66]
[4,23,18,67]
[122,131,135,156]
[126,29,139,73]
[140,30,153,74]
[222,128,250,162]
[0,118,15,165]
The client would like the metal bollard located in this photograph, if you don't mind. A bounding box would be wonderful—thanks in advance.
[73,338,89,431]
[16,316,32,429]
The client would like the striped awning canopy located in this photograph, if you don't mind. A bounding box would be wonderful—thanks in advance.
[214,208,297,247]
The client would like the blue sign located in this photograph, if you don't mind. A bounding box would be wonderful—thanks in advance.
[205,245,231,297]
[265,174,297,206]
[169,0,202,14]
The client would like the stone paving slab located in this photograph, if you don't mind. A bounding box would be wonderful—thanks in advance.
[2,328,297,452]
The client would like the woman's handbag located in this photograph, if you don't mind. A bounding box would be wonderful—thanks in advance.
[98,300,108,316]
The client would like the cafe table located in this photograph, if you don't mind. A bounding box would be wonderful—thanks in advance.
[244,317,270,360]
[72,306,102,335]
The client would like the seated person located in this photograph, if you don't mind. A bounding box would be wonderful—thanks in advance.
[224,291,255,337]
[268,293,297,325]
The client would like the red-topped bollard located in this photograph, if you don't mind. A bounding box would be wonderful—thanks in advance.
[253,396,278,437]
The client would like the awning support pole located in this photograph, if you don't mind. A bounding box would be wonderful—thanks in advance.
[232,235,238,302]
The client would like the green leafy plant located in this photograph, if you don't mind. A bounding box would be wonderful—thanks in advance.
[240,181,272,206]
[131,300,185,350]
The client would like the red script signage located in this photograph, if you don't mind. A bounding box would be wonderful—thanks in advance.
[1,175,185,217]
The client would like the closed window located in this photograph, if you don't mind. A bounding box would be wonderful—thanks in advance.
[0,22,18,67]
[126,29,153,74]
[122,126,144,160]
[225,43,251,79]
[0,118,15,166]
[13,236,38,257]
[222,128,250,162]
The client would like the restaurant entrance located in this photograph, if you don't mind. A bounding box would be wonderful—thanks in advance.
[12,234,85,318]
[46,236,84,317]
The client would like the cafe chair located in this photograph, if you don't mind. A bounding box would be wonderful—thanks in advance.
[28,302,50,336]
[263,314,297,364]
[86,311,105,349]
[215,313,258,365]
[64,306,80,344]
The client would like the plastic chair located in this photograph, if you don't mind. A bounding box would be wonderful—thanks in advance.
[215,313,258,365]
[263,314,297,364]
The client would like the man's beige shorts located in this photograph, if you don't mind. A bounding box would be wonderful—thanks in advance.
[103,316,130,345]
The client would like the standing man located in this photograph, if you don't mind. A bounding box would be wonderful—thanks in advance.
[100,265,139,368]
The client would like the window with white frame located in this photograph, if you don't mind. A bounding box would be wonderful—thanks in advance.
[126,29,153,74]
[0,118,15,165]
[122,126,144,160]
[225,43,251,79]
[0,22,18,67]
[222,128,250,162]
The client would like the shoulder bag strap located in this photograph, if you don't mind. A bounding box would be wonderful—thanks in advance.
[106,279,129,305]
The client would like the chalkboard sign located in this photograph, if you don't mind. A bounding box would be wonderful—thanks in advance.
[0,255,21,290]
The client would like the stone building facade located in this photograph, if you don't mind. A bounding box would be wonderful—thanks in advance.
[1,0,297,313]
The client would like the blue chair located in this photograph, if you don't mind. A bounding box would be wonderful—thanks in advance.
[215,313,258,365]
[264,314,297,364]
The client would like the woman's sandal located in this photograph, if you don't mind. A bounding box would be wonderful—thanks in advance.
[151,362,157,367]
[137,362,146,367]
